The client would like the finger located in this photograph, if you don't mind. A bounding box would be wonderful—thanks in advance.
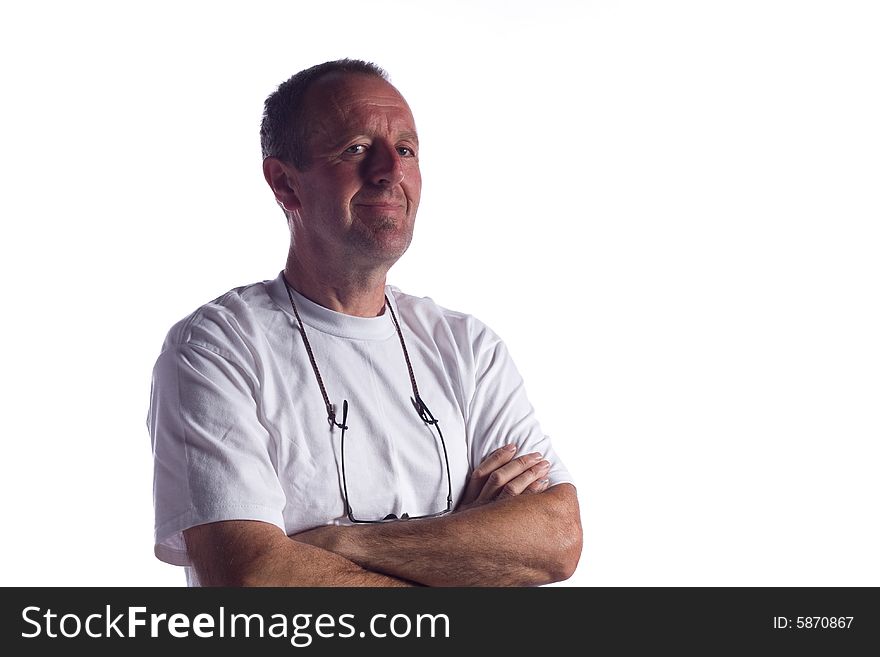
[475,452,545,503]
[525,476,551,493]
[471,444,519,480]
[496,460,551,500]
[460,444,518,505]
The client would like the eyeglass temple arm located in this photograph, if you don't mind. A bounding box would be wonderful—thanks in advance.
[337,400,356,520]
[329,398,349,430]
[411,396,454,508]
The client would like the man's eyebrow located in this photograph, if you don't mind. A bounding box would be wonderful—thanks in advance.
[326,130,419,150]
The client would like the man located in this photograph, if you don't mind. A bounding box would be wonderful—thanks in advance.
[148,59,582,586]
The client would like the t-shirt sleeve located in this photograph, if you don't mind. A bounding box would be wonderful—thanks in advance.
[148,342,286,566]
[465,324,574,488]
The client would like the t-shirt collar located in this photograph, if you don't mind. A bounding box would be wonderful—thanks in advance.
[267,271,397,341]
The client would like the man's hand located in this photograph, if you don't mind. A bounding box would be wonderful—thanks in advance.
[457,444,551,511]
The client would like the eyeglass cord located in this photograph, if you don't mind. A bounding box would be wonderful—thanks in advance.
[283,278,346,429]
[282,276,454,515]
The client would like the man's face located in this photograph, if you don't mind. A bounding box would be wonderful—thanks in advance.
[287,73,421,269]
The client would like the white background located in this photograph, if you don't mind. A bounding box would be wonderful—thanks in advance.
[1,0,877,587]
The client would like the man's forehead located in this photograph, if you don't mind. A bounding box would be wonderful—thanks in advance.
[310,71,403,100]
[304,73,416,131]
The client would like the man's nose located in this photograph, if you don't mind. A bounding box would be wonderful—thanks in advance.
[365,142,404,186]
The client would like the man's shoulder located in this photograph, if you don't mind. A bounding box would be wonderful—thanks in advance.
[161,278,276,354]
[389,285,472,322]
[387,286,501,347]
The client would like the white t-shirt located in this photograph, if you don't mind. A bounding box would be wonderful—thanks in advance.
[148,273,572,578]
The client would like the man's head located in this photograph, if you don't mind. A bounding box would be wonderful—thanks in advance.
[262,60,421,272]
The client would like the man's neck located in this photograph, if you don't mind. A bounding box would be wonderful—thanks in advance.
[283,256,389,318]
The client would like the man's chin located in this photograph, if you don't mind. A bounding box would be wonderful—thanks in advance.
[349,229,413,266]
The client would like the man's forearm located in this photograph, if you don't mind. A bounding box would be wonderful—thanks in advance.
[292,483,582,587]
[242,539,418,587]
[184,520,416,587]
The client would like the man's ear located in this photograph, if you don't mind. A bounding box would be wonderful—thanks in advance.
[262,157,301,213]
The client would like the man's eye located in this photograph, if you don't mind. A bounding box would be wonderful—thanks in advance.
[397,146,415,157]
[345,144,366,155]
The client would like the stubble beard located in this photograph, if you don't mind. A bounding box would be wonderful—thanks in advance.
[346,213,414,267]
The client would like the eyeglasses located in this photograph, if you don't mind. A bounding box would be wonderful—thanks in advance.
[336,395,453,523]
[283,276,453,523]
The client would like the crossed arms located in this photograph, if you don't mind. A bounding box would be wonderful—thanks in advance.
[184,445,583,587]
